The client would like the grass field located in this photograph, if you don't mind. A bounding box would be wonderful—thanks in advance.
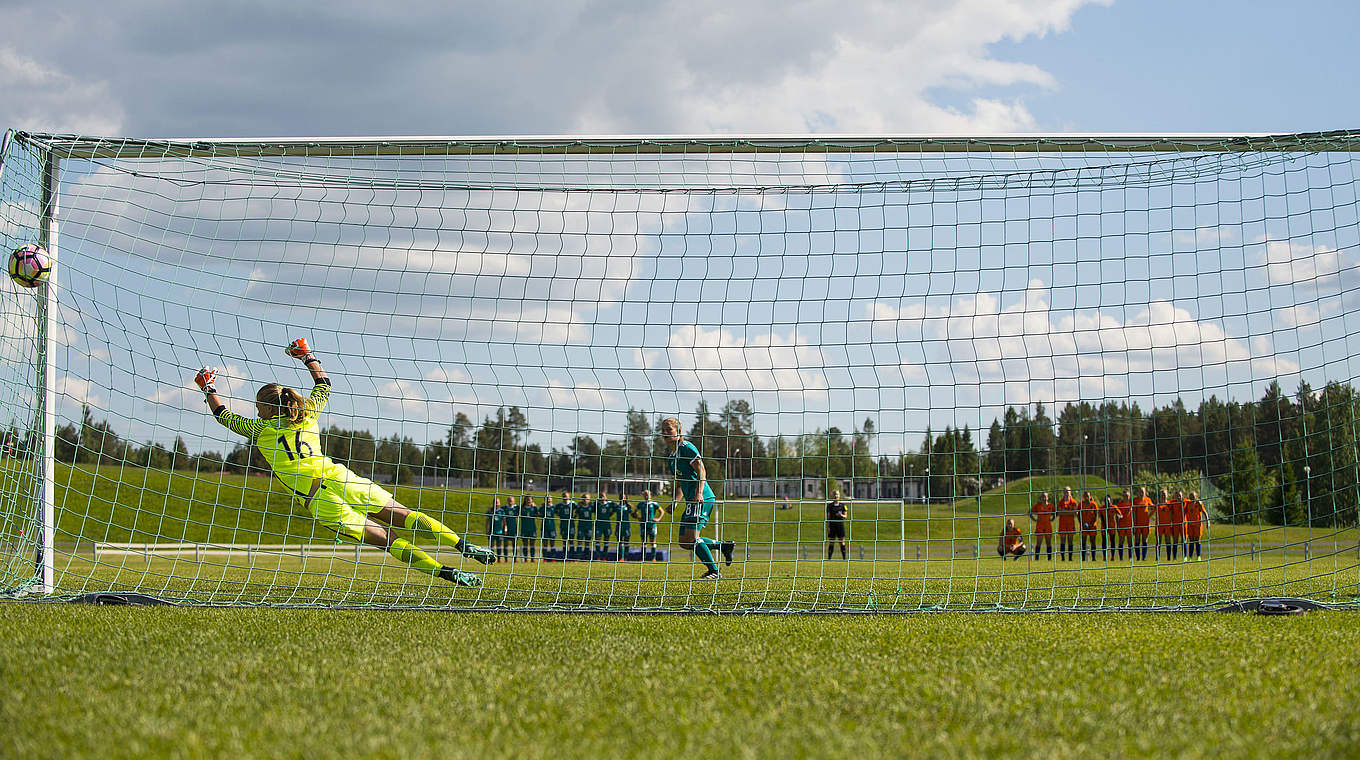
[2,606,1358,759]
[3,464,1358,610]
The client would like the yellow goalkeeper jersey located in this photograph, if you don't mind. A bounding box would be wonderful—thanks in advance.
[213,380,347,497]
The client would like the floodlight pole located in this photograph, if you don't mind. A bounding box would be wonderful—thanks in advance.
[35,150,58,593]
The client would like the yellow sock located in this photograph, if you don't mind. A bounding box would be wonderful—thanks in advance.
[389,537,441,575]
[403,511,462,548]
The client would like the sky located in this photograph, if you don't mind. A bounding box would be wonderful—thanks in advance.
[2,0,1359,459]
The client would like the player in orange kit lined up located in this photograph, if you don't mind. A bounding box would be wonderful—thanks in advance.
[1056,487,1079,562]
[1169,489,1188,561]
[1029,492,1055,561]
[1130,487,1154,561]
[1155,489,1175,561]
[1111,491,1132,560]
[1078,491,1101,561]
[1183,492,1209,560]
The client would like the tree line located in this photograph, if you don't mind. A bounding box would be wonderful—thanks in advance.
[24,378,1359,527]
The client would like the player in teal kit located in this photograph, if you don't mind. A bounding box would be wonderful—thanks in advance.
[616,494,633,558]
[519,495,538,560]
[637,489,664,560]
[540,495,557,556]
[504,497,520,562]
[558,492,576,554]
[574,493,595,556]
[660,417,735,579]
[594,494,614,555]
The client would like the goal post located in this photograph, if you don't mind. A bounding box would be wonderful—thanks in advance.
[0,130,1357,610]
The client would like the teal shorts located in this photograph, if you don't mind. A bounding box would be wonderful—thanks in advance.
[595,521,612,539]
[576,522,594,540]
[641,521,658,540]
[520,519,537,539]
[680,497,716,533]
[618,522,631,540]
[542,518,557,539]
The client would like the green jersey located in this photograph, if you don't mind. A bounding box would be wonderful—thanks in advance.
[214,380,342,497]
[671,439,715,502]
[573,499,594,521]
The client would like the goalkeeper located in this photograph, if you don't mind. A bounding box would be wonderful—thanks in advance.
[194,339,496,587]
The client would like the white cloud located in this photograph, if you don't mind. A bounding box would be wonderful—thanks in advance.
[1259,239,1345,287]
[0,45,123,134]
[0,2,1102,137]
[56,375,102,408]
[866,278,1300,408]
[642,324,829,397]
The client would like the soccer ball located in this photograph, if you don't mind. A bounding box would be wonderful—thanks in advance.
[8,244,52,288]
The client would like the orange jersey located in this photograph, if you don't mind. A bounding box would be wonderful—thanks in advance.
[1003,526,1023,550]
[1184,501,1207,538]
[1030,500,1055,531]
[1057,498,1079,532]
[1168,499,1185,534]
[1156,501,1174,534]
[1114,500,1133,532]
[1131,497,1154,528]
[1079,499,1100,530]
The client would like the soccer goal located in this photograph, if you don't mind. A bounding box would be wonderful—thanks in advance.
[1,130,1357,611]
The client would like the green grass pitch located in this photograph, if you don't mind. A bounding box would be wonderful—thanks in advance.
[3,466,1359,757]
[2,606,1358,759]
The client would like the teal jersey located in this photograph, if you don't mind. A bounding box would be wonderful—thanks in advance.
[617,501,632,524]
[573,500,594,521]
[557,500,576,520]
[671,440,715,502]
[599,500,617,522]
[640,500,660,521]
[503,504,519,534]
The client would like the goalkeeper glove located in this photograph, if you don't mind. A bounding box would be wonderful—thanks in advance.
[285,338,317,364]
[194,367,219,395]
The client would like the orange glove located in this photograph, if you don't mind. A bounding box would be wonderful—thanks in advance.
[194,367,219,393]
[285,338,315,362]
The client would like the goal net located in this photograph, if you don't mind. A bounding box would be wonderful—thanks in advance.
[1,130,1357,610]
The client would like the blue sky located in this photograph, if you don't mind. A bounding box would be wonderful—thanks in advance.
[2,1,1359,459]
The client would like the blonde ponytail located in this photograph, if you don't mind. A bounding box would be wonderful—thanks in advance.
[256,384,309,426]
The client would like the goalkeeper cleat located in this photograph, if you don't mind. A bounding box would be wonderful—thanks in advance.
[721,540,735,566]
[700,569,721,580]
[438,566,482,587]
[458,540,497,566]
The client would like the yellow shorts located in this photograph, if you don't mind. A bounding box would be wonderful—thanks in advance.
[300,470,393,541]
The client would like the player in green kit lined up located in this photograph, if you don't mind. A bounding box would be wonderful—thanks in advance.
[502,496,519,562]
[558,492,576,555]
[637,489,664,560]
[574,493,595,558]
[615,494,632,559]
[519,495,538,561]
[194,339,495,586]
[660,417,735,578]
[540,495,557,556]
[594,494,614,556]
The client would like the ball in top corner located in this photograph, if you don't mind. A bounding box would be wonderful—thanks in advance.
[9,244,52,288]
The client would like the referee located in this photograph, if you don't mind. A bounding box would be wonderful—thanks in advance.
[826,489,848,560]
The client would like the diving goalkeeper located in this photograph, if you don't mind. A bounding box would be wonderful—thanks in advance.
[194,339,496,587]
